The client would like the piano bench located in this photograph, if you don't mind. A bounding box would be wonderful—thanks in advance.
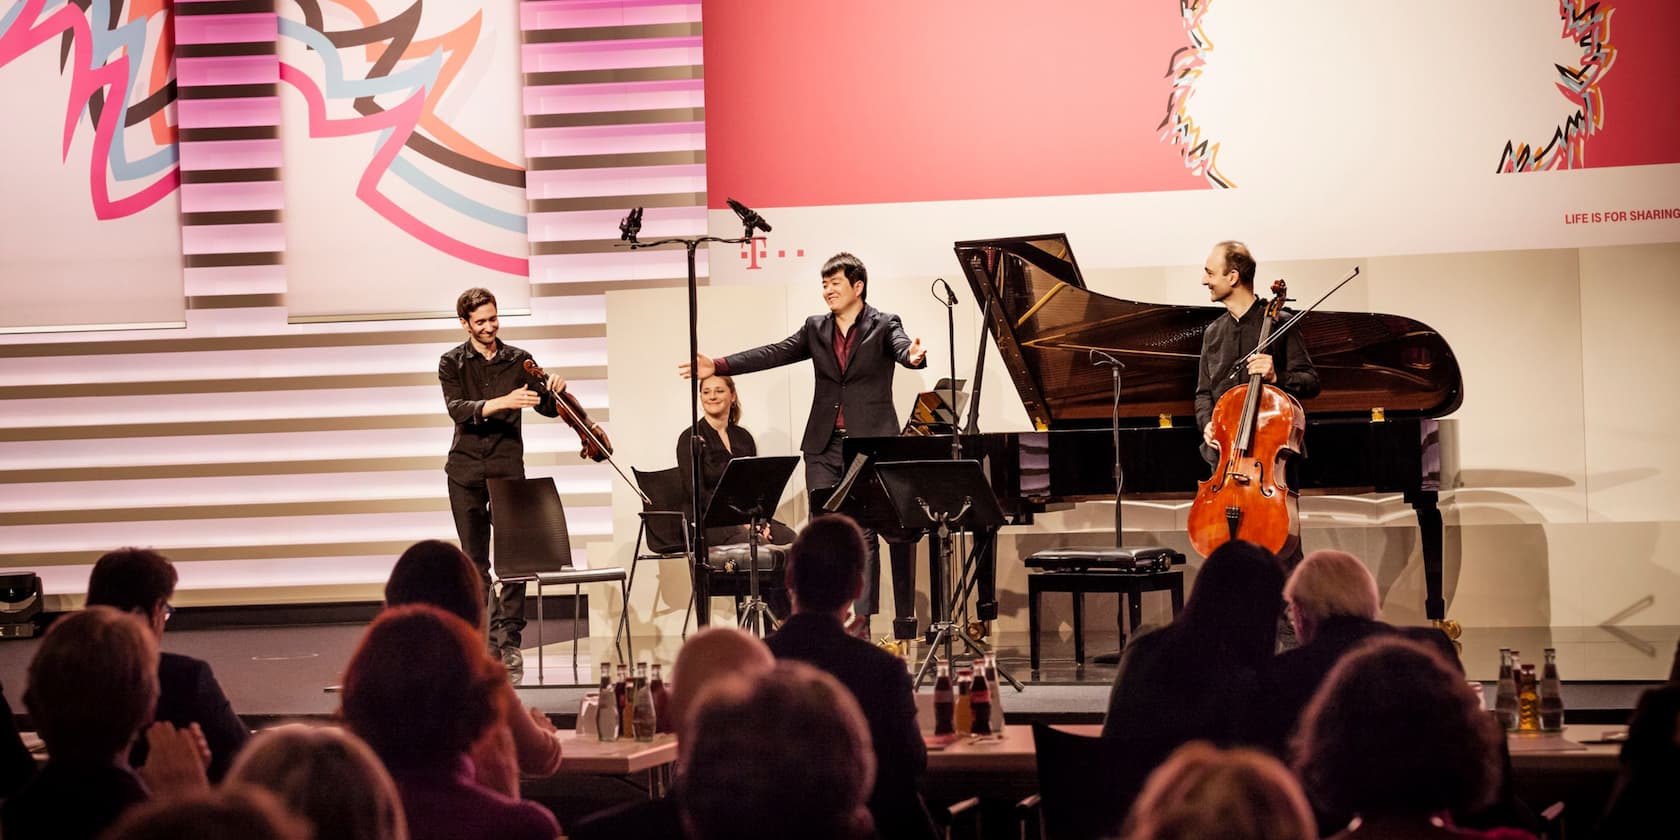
[1024,549,1185,671]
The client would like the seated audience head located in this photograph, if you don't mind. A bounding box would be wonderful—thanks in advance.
[24,606,158,763]
[1124,741,1315,840]
[340,605,503,774]
[1294,637,1500,822]
[103,785,310,840]
[1283,550,1380,644]
[669,625,775,736]
[1178,540,1286,667]
[787,514,867,615]
[228,724,408,840]
[383,539,485,630]
[85,547,178,638]
[679,661,876,840]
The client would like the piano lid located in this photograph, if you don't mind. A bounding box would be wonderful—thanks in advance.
[954,234,1463,430]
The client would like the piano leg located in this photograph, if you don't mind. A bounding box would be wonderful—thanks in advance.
[976,536,998,622]
[890,541,918,641]
[1406,490,1445,621]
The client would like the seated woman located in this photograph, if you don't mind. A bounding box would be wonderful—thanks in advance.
[1101,540,1284,761]
[341,606,560,840]
[675,374,796,547]
[1294,637,1533,839]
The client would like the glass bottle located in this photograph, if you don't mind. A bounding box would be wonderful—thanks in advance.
[651,663,673,734]
[933,661,955,736]
[632,662,657,741]
[953,667,973,735]
[595,675,619,742]
[969,658,992,736]
[1516,663,1540,731]
[616,663,631,737]
[985,653,1005,735]
[1494,648,1518,731]
[1538,648,1564,731]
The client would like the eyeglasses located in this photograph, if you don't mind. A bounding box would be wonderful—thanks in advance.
[163,603,176,622]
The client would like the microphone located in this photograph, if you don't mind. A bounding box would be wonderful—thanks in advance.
[618,207,643,242]
[931,278,958,307]
[726,198,772,234]
[1089,349,1126,368]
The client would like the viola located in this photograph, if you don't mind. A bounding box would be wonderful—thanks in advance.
[520,359,650,506]
[1186,279,1305,559]
[522,358,612,462]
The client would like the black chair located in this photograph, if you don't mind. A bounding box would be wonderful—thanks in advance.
[486,477,629,685]
[629,466,700,637]
[1024,547,1186,670]
[630,466,788,630]
[1026,723,1163,840]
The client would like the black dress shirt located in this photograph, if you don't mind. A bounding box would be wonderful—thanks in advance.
[1194,300,1320,434]
[438,340,558,483]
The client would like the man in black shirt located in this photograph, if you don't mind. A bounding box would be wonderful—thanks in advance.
[439,287,566,675]
[1194,241,1320,467]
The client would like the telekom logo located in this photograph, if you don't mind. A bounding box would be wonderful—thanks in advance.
[739,236,806,270]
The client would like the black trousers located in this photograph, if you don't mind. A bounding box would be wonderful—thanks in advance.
[804,431,916,628]
[447,477,527,650]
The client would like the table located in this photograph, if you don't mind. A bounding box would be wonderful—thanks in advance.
[918,723,1623,804]
[549,732,676,797]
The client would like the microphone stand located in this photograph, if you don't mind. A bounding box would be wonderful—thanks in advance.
[1090,350,1127,667]
[931,280,961,461]
[620,207,765,625]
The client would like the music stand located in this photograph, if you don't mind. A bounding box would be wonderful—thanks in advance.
[702,455,800,638]
[873,460,1014,689]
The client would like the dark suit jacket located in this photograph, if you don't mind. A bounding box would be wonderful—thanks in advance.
[718,304,926,454]
[129,652,249,782]
[1253,615,1461,758]
[766,612,937,840]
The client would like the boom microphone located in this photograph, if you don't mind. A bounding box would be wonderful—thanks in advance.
[726,198,772,234]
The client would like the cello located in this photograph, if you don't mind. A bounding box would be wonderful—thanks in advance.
[1187,279,1305,559]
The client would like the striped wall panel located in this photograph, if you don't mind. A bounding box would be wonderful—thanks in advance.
[0,0,704,607]
[521,0,708,295]
[175,0,285,307]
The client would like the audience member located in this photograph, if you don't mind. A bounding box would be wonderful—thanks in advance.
[1594,682,1680,839]
[102,784,309,840]
[383,539,564,787]
[1123,741,1316,840]
[0,680,36,797]
[570,626,775,840]
[341,605,559,840]
[679,661,876,840]
[1102,540,1284,757]
[228,724,408,840]
[85,547,249,780]
[1294,637,1531,839]
[4,607,206,840]
[765,513,936,840]
[1254,550,1460,757]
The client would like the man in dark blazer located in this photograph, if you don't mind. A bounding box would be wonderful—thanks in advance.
[1253,549,1461,758]
[683,253,926,633]
[764,514,937,840]
[84,548,249,781]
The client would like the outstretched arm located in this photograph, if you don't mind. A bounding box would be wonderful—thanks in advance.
[679,327,812,378]
[887,314,927,369]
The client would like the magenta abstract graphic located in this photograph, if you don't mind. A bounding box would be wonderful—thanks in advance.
[1159,0,1233,189]
[278,0,529,276]
[1498,0,1618,173]
[0,0,181,219]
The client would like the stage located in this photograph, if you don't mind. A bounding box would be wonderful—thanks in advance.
[0,602,1668,727]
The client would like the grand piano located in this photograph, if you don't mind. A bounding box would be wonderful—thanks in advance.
[845,234,1464,621]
